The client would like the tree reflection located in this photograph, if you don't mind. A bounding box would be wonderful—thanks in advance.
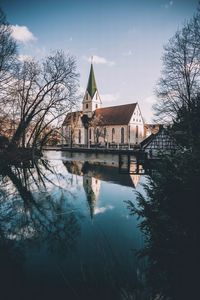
[127,150,199,299]
[0,159,81,257]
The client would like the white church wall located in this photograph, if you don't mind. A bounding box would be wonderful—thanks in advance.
[129,104,145,144]
[96,125,128,144]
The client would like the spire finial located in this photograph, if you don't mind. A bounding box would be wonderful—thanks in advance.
[91,55,93,64]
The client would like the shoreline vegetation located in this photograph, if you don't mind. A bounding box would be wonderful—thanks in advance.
[127,148,200,299]
[125,7,200,298]
[0,147,42,166]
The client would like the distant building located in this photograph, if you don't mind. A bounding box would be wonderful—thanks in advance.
[144,123,161,137]
[141,126,178,157]
[62,63,145,147]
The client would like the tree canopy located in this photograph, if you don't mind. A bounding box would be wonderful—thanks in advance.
[0,7,79,152]
[155,12,200,124]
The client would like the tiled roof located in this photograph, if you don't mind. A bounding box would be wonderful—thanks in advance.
[140,133,155,148]
[62,103,137,126]
[94,103,137,125]
[141,127,178,150]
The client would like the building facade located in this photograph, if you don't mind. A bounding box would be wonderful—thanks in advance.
[141,126,178,157]
[62,63,145,147]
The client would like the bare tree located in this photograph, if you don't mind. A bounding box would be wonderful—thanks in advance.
[70,111,81,147]
[155,13,200,123]
[89,113,104,144]
[0,8,17,86]
[0,8,17,132]
[4,51,79,150]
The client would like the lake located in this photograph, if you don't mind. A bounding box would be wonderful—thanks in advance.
[0,151,147,300]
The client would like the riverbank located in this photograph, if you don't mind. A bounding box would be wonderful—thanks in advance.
[43,145,145,155]
[0,148,42,166]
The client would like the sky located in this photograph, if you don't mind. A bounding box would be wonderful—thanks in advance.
[0,0,199,122]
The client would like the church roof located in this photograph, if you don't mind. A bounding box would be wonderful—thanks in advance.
[62,103,138,126]
[94,103,137,125]
[86,64,97,98]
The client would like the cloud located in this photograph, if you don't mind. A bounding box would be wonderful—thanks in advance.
[122,50,133,56]
[94,205,114,215]
[83,55,115,66]
[18,54,32,62]
[11,25,37,43]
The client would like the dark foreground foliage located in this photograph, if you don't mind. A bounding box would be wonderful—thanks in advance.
[127,150,200,300]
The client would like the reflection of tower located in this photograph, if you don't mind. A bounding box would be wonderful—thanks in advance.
[130,174,141,188]
[83,172,101,219]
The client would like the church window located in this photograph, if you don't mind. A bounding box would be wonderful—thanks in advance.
[121,127,125,144]
[96,93,98,100]
[104,128,107,141]
[86,93,88,100]
[86,104,88,109]
[96,128,99,143]
[96,104,98,108]
[136,125,138,139]
[89,128,92,140]
[78,129,81,143]
[112,128,115,142]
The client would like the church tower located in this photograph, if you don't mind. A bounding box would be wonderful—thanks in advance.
[82,63,102,118]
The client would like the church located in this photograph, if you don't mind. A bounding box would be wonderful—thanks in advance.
[62,63,145,147]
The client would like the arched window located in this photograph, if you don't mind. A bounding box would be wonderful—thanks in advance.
[121,127,124,144]
[136,125,138,139]
[78,129,81,144]
[112,128,115,142]
[86,103,88,109]
[104,128,107,141]
[96,128,99,143]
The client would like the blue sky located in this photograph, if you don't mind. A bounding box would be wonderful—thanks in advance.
[0,0,198,121]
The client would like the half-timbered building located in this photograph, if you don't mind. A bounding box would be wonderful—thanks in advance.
[141,126,178,157]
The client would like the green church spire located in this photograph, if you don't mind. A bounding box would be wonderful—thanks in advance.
[86,63,97,98]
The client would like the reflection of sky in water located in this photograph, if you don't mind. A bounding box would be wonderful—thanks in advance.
[0,151,147,299]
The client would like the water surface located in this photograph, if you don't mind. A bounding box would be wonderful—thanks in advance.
[0,151,146,300]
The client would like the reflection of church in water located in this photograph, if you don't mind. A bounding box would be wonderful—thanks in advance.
[63,160,140,218]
